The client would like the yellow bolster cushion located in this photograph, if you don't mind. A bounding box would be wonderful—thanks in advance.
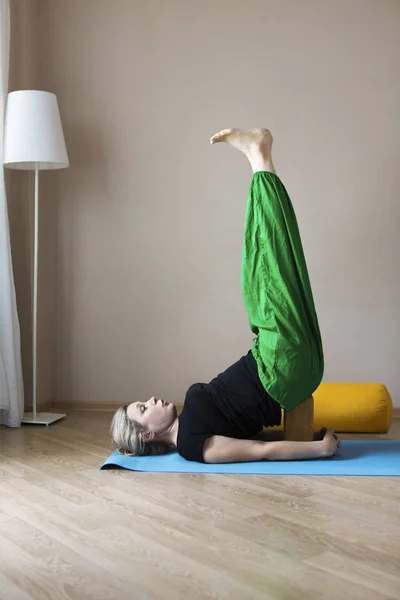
[277,383,393,433]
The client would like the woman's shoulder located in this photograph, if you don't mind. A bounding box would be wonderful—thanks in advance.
[184,382,207,400]
[180,383,211,417]
[177,383,215,463]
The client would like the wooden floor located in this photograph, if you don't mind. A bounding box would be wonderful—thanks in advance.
[1,411,400,600]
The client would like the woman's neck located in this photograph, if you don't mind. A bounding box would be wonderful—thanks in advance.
[155,416,179,447]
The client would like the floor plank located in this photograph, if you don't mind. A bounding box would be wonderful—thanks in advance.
[1,410,399,600]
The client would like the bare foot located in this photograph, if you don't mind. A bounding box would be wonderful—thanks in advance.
[210,128,276,174]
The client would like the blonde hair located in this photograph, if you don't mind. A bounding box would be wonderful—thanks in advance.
[110,405,168,457]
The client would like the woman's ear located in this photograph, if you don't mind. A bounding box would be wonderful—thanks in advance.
[142,430,155,443]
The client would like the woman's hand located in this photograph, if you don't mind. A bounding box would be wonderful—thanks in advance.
[321,428,341,457]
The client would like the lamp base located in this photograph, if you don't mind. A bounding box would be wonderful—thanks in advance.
[21,412,67,426]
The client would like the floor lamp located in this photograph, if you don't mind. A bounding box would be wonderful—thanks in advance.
[4,90,69,425]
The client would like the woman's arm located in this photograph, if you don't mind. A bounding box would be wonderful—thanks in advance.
[202,428,340,464]
[251,427,328,442]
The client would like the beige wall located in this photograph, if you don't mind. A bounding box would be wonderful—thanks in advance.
[9,0,400,408]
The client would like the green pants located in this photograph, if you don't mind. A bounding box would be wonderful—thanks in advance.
[241,171,324,411]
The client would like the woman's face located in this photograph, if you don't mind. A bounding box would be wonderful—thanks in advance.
[126,397,177,435]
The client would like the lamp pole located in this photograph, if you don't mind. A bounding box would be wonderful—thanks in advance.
[33,163,39,420]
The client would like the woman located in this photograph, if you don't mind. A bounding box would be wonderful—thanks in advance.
[111,128,341,463]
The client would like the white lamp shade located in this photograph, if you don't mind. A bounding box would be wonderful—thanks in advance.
[3,90,69,170]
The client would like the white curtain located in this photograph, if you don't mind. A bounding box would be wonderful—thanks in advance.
[0,0,24,427]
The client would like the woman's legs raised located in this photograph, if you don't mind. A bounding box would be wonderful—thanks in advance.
[210,128,324,415]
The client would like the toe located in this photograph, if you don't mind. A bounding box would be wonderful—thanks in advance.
[210,128,235,144]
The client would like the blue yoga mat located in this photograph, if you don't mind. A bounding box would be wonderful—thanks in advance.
[100,440,400,476]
